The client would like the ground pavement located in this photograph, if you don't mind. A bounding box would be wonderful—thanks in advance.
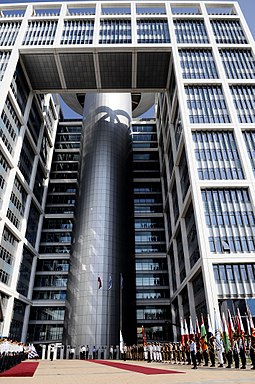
[2,359,255,384]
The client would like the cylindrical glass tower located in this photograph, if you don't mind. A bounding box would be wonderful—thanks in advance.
[65,93,131,349]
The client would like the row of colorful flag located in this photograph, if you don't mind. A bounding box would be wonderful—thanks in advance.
[180,307,255,352]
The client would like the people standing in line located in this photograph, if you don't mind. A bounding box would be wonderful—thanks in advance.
[143,343,148,361]
[123,344,127,361]
[86,345,89,359]
[216,338,224,367]
[69,347,75,359]
[201,336,209,366]
[169,343,173,364]
[250,334,255,370]
[233,335,240,368]
[186,342,191,365]
[109,345,113,359]
[208,335,216,367]
[225,345,233,369]
[176,343,181,364]
[50,344,54,361]
[190,338,197,369]
[92,346,96,359]
[238,337,246,369]
[196,338,202,366]
[148,343,153,362]
[80,345,86,360]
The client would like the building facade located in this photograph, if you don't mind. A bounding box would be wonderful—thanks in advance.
[0,0,255,352]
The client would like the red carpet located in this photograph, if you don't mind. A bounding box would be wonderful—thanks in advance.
[90,360,185,375]
[0,362,39,377]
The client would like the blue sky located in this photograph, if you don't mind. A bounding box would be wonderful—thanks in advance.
[2,0,254,118]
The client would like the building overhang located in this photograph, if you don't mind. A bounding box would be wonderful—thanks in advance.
[19,46,172,93]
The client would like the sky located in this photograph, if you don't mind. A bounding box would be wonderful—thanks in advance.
[1,0,254,118]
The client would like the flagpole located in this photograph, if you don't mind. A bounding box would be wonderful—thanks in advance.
[120,273,123,337]
[95,283,98,348]
[107,281,110,355]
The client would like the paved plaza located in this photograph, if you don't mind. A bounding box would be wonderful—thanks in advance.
[2,360,255,384]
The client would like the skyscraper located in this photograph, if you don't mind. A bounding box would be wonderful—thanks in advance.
[0,1,254,353]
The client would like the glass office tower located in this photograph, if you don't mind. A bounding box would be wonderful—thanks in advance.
[0,1,254,351]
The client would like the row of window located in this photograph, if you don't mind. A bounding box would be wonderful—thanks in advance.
[205,211,255,228]
[137,20,170,43]
[179,49,218,79]
[213,264,255,284]
[231,86,255,124]
[0,51,10,81]
[2,226,18,248]
[209,236,255,253]
[185,86,230,124]
[6,208,21,230]
[1,18,248,46]
[180,48,255,80]
[23,21,57,46]
[193,131,243,180]
[244,131,255,177]
[0,268,10,285]
[34,275,68,287]
[0,22,21,46]
[33,290,66,300]
[0,244,13,265]
[202,189,252,209]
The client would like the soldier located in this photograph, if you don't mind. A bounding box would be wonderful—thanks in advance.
[176,343,181,364]
[152,343,157,362]
[180,343,186,364]
[216,336,224,368]
[190,338,197,369]
[169,342,173,364]
[233,334,240,369]
[172,343,177,364]
[149,343,153,362]
[196,337,202,366]
[186,341,191,365]
[238,337,246,369]
[225,345,233,369]
[208,335,216,367]
[201,335,209,366]
[250,331,255,369]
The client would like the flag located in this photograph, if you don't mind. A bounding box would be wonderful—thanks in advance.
[108,275,112,290]
[201,314,207,342]
[195,317,201,349]
[237,308,245,337]
[207,313,214,336]
[227,308,235,346]
[247,306,255,331]
[120,330,124,354]
[248,307,255,342]
[195,317,201,338]
[28,344,39,359]
[142,325,147,346]
[214,309,223,351]
[237,308,245,351]
[120,273,123,289]
[189,316,195,339]
[180,317,185,346]
[184,318,189,342]
[98,276,102,289]
[222,312,231,353]
[246,314,251,337]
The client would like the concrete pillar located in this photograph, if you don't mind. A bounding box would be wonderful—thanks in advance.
[41,345,46,360]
